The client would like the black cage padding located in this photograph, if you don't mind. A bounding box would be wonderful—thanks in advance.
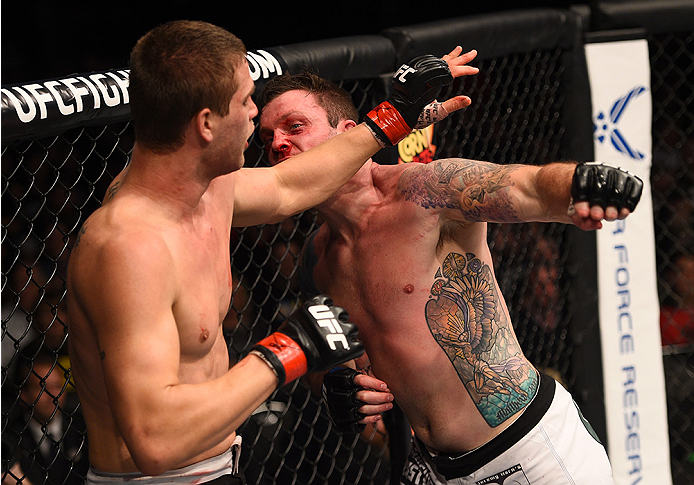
[264,35,396,81]
[591,0,694,34]
[381,8,583,65]
[1,69,131,144]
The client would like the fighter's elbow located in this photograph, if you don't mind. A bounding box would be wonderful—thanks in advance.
[127,432,179,476]
[130,446,173,476]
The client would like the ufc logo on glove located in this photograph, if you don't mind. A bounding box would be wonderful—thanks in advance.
[394,65,417,83]
[251,295,364,387]
[309,305,350,350]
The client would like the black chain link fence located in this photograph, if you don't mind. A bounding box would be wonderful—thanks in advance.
[2,123,132,483]
[650,30,694,484]
[1,9,692,485]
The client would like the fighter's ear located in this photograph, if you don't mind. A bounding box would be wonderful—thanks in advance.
[195,108,215,143]
[338,119,358,132]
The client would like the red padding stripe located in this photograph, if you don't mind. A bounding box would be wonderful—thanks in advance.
[255,333,308,384]
[365,102,411,145]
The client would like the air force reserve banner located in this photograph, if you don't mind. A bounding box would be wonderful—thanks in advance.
[585,39,671,484]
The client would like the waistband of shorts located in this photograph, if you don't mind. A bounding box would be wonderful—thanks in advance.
[87,436,242,484]
[421,371,555,480]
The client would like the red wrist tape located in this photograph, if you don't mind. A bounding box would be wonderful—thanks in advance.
[365,101,412,145]
[255,333,308,385]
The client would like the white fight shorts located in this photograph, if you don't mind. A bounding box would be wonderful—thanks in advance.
[86,436,242,485]
[401,372,614,484]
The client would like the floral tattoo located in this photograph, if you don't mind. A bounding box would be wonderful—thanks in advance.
[426,252,538,427]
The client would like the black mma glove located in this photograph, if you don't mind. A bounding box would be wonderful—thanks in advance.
[251,295,364,387]
[365,54,453,146]
[322,367,366,433]
[571,162,643,212]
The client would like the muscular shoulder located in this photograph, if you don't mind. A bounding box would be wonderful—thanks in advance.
[74,198,169,252]
[69,205,175,297]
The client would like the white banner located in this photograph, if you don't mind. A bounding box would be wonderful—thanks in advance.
[585,39,671,485]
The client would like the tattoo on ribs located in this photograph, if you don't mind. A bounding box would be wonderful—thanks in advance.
[426,252,538,427]
[399,160,521,222]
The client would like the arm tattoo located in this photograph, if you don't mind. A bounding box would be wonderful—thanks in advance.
[398,160,521,222]
[425,251,538,427]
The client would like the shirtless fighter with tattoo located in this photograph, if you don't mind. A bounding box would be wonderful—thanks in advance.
[257,56,643,484]
[66,20,461,484]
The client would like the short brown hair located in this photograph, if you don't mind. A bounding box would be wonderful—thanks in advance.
[259,70,359,128]
[129,20,247,153]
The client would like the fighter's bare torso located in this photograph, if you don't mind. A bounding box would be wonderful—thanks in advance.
[306,161,537,453]
[67,175,236,472]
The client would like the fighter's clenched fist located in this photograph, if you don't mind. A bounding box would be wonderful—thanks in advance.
[568,162,644,229]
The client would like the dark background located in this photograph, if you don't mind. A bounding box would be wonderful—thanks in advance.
[1,0,577,85]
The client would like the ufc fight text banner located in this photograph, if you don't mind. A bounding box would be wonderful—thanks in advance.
[585,39,671,484]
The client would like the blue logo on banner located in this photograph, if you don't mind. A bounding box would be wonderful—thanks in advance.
[593,86,648,160]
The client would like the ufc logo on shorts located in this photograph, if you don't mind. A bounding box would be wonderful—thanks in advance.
[394,64,416,83]
[308,305,350,351]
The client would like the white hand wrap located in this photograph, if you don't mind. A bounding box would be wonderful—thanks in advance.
[414,101,450,129]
